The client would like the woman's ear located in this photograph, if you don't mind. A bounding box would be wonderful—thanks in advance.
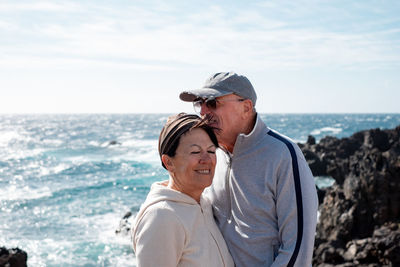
[161,154,175,172]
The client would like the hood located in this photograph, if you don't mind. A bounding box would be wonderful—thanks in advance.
[132,180,208,247]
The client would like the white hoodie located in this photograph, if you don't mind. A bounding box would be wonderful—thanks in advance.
[132,181,234,267]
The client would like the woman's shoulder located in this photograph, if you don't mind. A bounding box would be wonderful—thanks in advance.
[142,199,198,223]
[141,200,181,221]
[134,201,186,238]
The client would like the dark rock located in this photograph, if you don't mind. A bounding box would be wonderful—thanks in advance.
[122,211,132,219]
[303,149,327,176]
[299,125,400,267]
[307,135,316,145]
[362,128,390,151]
[108,140,121,146]
[0,247,27,267]
[316,186,326,205]
[313,240,345,265]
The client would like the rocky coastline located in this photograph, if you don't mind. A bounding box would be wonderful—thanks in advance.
[300,125,400,266]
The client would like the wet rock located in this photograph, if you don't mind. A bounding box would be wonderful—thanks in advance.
[108,140,121,146]
[299,125,400,267]
[0,247,27,267]
[115,211,133,236]
[303,149,327,176]
[316,186,326,205]
[307,135,316,145]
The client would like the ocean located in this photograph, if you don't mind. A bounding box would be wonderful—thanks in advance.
[1,113,399,266]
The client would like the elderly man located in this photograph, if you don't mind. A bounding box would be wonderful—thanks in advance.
[179,72,318,267]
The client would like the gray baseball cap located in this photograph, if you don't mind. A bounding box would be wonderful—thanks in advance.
[179,72,257,106]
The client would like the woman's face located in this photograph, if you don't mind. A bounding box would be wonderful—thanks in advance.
[164,128,217,200]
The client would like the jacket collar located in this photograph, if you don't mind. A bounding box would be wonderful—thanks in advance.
[232,113,270,156]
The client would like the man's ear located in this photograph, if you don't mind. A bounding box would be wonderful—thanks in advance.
[161,154,174,171]
[242,99,254,118]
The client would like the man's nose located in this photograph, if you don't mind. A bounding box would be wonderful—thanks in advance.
[200,103,211,116]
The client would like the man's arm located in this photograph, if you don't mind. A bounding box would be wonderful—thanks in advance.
[272,143,318,267]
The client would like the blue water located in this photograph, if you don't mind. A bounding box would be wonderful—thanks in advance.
[1,113,399,266]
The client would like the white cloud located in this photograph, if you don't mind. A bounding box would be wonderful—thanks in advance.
[1,0,399,113]
[1,0,399,72]
[0,1,78,11]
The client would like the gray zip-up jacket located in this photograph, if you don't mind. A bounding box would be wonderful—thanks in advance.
[204,114,318,267]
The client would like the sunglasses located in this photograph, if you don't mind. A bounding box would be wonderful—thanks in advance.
[193,97,245,114]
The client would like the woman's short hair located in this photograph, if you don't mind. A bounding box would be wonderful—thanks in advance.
[158,113,218,169]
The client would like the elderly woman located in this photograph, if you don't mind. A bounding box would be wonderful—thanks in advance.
[132,113,234,267]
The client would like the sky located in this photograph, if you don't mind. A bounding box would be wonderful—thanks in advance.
[1,0,399,114]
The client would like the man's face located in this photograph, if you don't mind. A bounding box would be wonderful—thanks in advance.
[197,94,245,150]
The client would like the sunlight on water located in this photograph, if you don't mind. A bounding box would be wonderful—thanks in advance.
[0,184,52,201]
[310,126,343,136]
